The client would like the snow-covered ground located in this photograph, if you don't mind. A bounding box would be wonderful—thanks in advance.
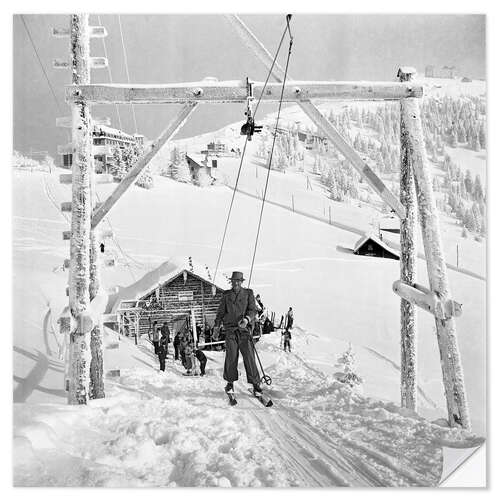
[14,331,482,487]
[13,161,485,485]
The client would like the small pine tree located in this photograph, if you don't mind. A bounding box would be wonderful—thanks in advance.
[334,344,363,388]
[111,147,128,180]
[171,153,192,183]
[135,165,154,189]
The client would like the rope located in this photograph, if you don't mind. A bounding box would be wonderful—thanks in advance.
[212,135,249,283]
[117,15,138,134]
[97,15,123,130]
[20,15,70,142]
[21,16,64,114]
[253,24,288,118]
[212,18,291,286]
[248,27,293,286]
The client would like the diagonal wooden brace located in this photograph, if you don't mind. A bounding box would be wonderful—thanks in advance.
[226,14,405,219]
[300,101,405,218]
[91,102,197,229]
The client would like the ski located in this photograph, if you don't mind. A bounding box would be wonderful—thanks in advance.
[248,388,273,407]
[226,390,238,406]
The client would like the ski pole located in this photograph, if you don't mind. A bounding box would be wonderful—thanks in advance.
[250,335,272,385]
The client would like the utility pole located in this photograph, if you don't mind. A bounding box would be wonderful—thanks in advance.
[67,14,93,404]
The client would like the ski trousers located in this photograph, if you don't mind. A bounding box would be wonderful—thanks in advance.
[223,328,260,384]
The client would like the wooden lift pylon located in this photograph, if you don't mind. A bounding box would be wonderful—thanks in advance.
[60,14,470,429]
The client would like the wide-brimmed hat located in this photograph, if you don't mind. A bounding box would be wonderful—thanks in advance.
[229,271,245,282]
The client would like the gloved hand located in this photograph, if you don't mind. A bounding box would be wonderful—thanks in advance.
[238,317,249,329]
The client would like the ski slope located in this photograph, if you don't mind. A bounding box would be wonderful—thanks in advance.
[14,332,482,487]
[12,164,485,486]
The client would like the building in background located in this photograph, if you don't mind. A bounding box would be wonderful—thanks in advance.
[425,65,458,79]
[60,125,145,173]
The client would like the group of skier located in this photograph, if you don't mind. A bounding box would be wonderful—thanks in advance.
[149,270,295,405]
[151,321,207,376]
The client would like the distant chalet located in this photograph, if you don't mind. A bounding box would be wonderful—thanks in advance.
[108,259,226,337]
[353,233,400,260]
[186,153,217,183]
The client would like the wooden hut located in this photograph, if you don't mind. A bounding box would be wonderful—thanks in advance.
[108,259,227,339]
[353,233,399,260]
[186,153,217,184]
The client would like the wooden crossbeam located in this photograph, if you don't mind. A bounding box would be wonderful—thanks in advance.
[66,80,422,105]
[225,15,405,219]
[53,26,108,38]
[91,102,198,228]
[392,280,462,319]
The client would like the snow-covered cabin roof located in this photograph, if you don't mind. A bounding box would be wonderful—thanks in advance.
[108,257,228,313]
[353,233,399,259]
[186,153,208,167]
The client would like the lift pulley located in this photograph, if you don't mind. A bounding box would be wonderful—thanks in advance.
[240,77,263,140]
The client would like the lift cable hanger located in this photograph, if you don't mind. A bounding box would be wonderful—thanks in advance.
[240,16,291,141]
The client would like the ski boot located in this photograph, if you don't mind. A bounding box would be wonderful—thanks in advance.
[225,382,234,394]
[252,383,263,397]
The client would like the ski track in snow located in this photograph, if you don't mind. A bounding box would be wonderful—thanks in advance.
[13,334,483,487]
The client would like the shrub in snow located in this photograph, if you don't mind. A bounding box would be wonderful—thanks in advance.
[158,162,172,178]
[334,344,363,388]
[196,168,212,187]
[136,166,154,189]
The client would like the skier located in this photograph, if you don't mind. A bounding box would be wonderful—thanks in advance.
[157,330,169,372]
[285,307,294,330]
[160,321,171,357]
[214,271,262,397]
[179,330,190,366]
[184,343,208,376]
[152,324,161,354]
[173,331,181,360]
[283,328,292,352]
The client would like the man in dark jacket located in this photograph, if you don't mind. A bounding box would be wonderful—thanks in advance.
[160,321,171,358]
[214,271,261,395]
[157,330,169,371]
[173,331,181,360]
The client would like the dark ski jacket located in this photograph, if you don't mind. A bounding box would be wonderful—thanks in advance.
[215,287,257,329]
[158,336,169,357]
[160,324,171,342]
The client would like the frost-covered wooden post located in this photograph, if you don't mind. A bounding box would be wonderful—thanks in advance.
[398,67,418,410]
[400,72,471,429]
[67,14,93,404]
[89,222,105,398]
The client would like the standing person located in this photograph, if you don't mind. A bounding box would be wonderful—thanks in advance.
[283,328,292,352]
[160,321,171,358]
[152,324,161,354]
[214,271,262,396]
[158,329,169,372]
[183,343,208,376]
[255,294,265,318]
[173,331,181,360]
[179,330,190,366]
[285,307,294,330]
